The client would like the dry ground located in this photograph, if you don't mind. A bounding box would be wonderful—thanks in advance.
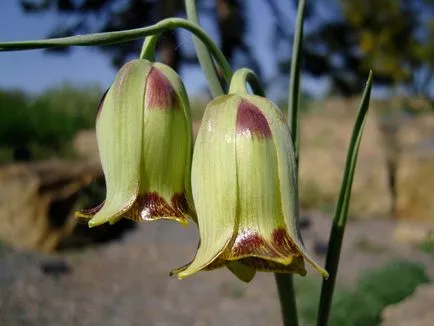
[1,211,433,326]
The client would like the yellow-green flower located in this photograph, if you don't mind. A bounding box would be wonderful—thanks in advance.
[76,59,193,227]
[172,94,328,281]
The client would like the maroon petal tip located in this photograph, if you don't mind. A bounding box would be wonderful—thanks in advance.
[125,192,189,223]
[272,228,300,256]
[230,228,279,258]
[236,100,272,138]
[145,68,179,110]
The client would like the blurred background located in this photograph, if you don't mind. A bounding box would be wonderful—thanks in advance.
[1,0,434,325]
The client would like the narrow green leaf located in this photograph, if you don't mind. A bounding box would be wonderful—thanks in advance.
[287,0,305,167]
[185,0,224,97]
[316,71,373,326]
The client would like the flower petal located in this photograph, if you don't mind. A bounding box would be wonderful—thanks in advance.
[137,67,191,224]
[226,261,257,282]
[75,202,104,222]
[247,95,328,278]
[238,256,305,274]
[88,60,151,227]
[174,95,241,279]
[198,258,257,283]
[218,100,305,275]
[153,63,194,219]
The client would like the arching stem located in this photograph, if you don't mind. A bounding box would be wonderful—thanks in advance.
[140,34,159,61]
[228,68,265,96]
[0,18,233,85]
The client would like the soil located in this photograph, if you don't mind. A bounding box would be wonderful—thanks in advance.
[1,212,433,326]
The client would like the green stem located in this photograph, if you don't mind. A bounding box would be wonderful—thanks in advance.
[139,34,159,61]
[0,17,232,84]
[287,0,305,167]
[185,0,225,97]
[228,68,265,96]
[275,274,299,326]
[316,72,373,326]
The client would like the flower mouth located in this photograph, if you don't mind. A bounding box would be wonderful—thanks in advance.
[125,192,189,225]
[217,227,306,275]
[197,227,307,276]
[76,192,189,225]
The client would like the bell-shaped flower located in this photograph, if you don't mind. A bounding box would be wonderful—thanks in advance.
[76,59,193,227]
[172,94,328,280]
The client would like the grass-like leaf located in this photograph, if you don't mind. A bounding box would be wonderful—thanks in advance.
[316,71,373,326]
[185,0,225,97]
[287,0,305,165]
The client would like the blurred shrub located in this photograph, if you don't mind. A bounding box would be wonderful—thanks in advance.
[356,260,429,306]
[327,291,383,326]
[417,234,434,256]
[0,84,101,162]
[27,85,100,147]
[297,260,429,326]
[0,89,29,148]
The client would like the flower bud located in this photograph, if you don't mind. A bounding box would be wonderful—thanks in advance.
[76,59,193,227]
[172,94,328,281]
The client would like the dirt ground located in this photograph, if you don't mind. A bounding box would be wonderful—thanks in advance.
[1,211,433,326]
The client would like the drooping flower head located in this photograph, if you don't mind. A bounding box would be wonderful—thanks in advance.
[76,59,193,227]
[172,93,328,281]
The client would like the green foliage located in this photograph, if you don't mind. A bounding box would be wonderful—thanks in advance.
[297,278,382,326]
[327,291,383,326]
[0,85,101,162]
[0,89,30,147]
[356,260,430,306]
[418,234,434,256]
[27,85,100,145]
[342,0,415,81]
[335,0,434,97]
[297,260,429,326]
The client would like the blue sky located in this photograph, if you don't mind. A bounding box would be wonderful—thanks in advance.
[0,1,328,98]
[0,1,116,93]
